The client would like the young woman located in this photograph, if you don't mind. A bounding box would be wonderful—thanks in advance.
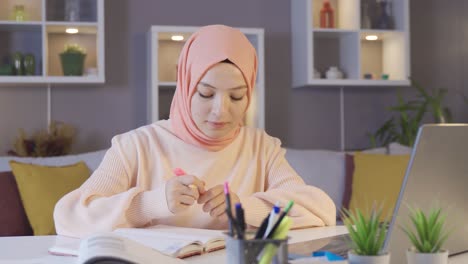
[54,25,336,238]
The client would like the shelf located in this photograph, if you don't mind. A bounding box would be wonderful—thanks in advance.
[291,0,409,87]
[0,75,103,84]
[159,81,176,87]
[0,0,104,84]
[148,25,265,129]
[294,79,410,87]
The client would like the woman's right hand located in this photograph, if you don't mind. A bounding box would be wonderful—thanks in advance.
[165,175,206,214]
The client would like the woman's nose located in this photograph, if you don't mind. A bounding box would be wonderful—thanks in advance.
[212,95,229,116]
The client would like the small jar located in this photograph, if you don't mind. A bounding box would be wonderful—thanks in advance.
[326,66,343,79]
[313,68,321,79]
[13,5,26,22]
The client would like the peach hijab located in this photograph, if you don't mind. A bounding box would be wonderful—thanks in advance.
[169,25,258,151]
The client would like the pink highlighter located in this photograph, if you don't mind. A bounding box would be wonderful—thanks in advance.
[173,168,199,193]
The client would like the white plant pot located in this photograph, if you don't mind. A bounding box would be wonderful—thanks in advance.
[348,251,390,264]
[406,249,449,264]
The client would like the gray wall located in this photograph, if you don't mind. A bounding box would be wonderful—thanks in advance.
[1,0,467,155]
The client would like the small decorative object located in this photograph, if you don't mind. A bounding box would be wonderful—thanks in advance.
[320,0,334,28]
[381,73,389,80]
[11,51,24,75]
[375,0,394,29]
[13,5,26,21]
[85,67,98,76]
[7,121,76,157]
[401,205,450,264]
[23,53,36,75]
[326,66,343,79]
[0,64,13,76]
[65,0,80,21]
[364,73,373,79]
[342,206,390,264]
[313,68,321,79]
[60,43,86,76]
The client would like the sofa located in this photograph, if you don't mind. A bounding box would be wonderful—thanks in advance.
[0,143,412,236]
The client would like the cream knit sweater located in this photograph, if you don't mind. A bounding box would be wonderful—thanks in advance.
[54,120,336,238]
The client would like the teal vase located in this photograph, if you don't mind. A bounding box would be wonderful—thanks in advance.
[60,53,86,76]
[23,53,36,75]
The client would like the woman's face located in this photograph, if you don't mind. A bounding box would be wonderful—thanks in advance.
[191,62,249,139]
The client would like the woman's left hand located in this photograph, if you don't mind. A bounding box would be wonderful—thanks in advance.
[198,184,240,219]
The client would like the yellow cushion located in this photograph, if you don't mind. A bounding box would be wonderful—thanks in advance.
[9,161,90,235]
[349,153,410,220]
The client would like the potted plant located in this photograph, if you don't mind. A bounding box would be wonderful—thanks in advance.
[7,121,76,157]
[60,43,86,76]
[401,206,450,264]
[341,206,390,264]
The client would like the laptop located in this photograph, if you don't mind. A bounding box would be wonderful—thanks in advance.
[385,124,468,263]
[289,124,468,263]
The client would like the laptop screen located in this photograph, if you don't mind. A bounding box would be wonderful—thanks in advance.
[385,124,468,264]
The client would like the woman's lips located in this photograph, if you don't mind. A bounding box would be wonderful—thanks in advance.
[207,121,228,129]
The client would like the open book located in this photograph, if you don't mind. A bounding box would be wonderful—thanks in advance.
[49,225,226,259]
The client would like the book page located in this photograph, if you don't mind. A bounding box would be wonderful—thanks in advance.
[114,225,225,257]
[78,233,185,264]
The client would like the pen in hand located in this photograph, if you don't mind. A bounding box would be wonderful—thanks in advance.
[173,168,200,193]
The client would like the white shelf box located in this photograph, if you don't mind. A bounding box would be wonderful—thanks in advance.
[0,0,43,22]
[291,0,410,87]
[312,0,359,30]
[45,24,99,77]
[360,0,408,31]
[0,24,43,76]
[46,0,97,22]
[360,30,408,81]
[148,26,265,129]
[313,30,359,80]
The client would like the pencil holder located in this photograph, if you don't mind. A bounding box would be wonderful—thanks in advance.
[225,232,289,264]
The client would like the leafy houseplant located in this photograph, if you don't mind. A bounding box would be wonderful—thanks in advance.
[401,206,450,264]
[369,79,453,148]
[8,121,76,157]
[60,43,86,76]
[341,206,390,264]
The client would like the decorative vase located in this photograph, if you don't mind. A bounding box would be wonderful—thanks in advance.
[375,0,393,29]
[13,5,26,21]
[326,66,343,79]
[60,53,86,76]
[348,251,390,264]
[12,51,24,76]
[406,249,448,264]
[320,0,334,28]
[65,0,80,21]
[23,53,36,75]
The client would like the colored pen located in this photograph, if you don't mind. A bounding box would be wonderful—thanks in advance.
[263,204,280,238]
[235,203,245,239]
[254,213,271,239]
[224,182,234,237]
[173,168,198,192]
[266,200,294,239]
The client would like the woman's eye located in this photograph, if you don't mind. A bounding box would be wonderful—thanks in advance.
[198,92,213,99]
[230,96,245,101]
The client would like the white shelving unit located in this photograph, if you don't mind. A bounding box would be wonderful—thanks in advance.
[0,0,105,84]
[291,0,410,87]
[147,25,265,129]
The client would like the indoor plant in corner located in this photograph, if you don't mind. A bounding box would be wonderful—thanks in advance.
[401,206,450,264]
[342,206,390,264]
